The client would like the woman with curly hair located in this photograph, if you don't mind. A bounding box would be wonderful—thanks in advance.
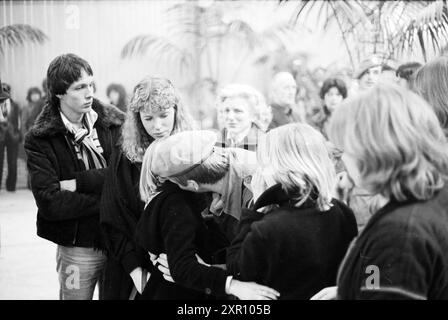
[100,76,195,299]
[310,78,347,138]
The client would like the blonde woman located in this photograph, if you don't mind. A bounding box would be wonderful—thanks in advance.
[100,77,194,299]
[215,84,269,151]
[323,84,448,299]
[226,123,358,299]
[134,130,280,300]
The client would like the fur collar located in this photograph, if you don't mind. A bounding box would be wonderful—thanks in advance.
[29,98,125,138]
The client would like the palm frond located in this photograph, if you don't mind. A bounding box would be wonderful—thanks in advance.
[399,0,448,60]
[290,0,368,31]
[121,34,194,75]
[225,19,261,49]
[0,24,48,55]
[260,22,299,51]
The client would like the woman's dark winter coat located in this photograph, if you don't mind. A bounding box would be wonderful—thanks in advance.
[227,183,358,300]
[24,98,124,249]
[135,182,229,300]
[337,185,448,300]
[100,147,154,300]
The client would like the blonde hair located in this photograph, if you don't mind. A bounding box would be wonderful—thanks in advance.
[328,83,448,202]
[169,147,230,187]
[412,55,448,136]
[256,123,336,211]
[121,76,195,162]
[139,141,162,204]
[216,83,269,131]
[139,144,229,203]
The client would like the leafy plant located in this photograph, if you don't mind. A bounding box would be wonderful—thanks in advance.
[0,24,48,56]
[121,0,299,119]
[283,0,448,65]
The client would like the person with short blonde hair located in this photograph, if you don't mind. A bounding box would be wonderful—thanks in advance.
[226,123,358,299]
[215,83,268,150]
[323,83,448,300]
[412,55,448,136]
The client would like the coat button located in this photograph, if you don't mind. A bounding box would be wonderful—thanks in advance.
[205,288,212,295]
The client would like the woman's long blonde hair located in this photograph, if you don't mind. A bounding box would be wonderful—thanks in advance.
[412,55,448,136]
[121,76,195,162]
[255,123,336,211]
[328,83,448,202]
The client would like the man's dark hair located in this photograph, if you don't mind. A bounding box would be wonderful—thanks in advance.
[41,78,48,97]
[46,53,93,108]
[2,82,11,94]
[319,78,348,100]
[396,62,422,82]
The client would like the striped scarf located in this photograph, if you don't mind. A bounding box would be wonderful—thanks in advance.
[60,109,107,170]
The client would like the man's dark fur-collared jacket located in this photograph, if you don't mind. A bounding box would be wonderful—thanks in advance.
[25,98,124,249]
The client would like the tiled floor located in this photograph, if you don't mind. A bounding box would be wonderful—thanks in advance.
[0,189,58,299]
[0,189,102,300]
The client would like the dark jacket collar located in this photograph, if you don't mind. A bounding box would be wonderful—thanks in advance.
[29,98,125,138]
[253,183,317,211]
[271,102,292,116]
[358,194,421,238]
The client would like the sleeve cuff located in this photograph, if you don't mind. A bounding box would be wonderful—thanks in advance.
[225,275,233,295]
[74,172,88,193]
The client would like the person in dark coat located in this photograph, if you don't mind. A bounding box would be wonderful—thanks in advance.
[23,87,43,132]
[146,131,260,283]
[225,123,357,299]
[316,83,448,300]
[0,81,22,192]
[24,54,124,300]
[26,79,48,131]
[135,130,280,300]
[100,76,195,299]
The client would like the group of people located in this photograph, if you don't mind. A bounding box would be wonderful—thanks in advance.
[17,50,448,300]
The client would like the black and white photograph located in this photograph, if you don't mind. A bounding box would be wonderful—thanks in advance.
[1,0,448,304]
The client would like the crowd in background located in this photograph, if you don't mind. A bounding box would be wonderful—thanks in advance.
[2,50,448,300]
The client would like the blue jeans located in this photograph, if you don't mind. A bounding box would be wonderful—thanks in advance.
[56,245,107,300]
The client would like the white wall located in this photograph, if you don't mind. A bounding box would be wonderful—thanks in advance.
[0,0,345,110]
